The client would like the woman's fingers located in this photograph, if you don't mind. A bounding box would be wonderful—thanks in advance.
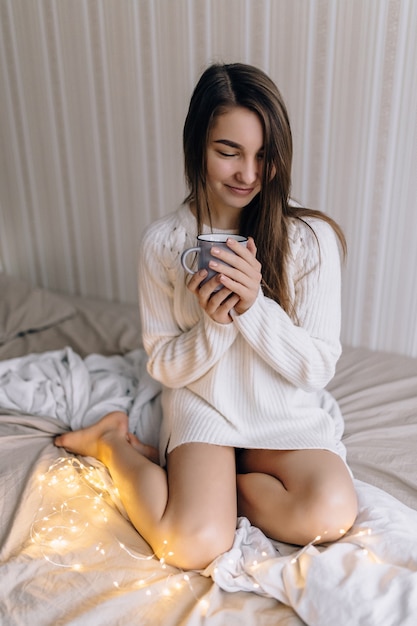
[186,236,262,319]
[208,238,262,314]
[210,238,261,277]
[186,272,237,323]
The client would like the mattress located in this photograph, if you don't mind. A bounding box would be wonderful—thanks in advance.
[1,273,416,625]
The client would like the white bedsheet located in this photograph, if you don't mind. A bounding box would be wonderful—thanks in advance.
[1,349,417,625]
[0,347,162,449]
[207,484,417,624]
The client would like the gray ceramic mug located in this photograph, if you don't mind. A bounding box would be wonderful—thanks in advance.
[181,233,248,288]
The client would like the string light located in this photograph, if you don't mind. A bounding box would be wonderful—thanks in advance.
[31,456,207,609]
[33,457,378,610]
[287,525,376,567]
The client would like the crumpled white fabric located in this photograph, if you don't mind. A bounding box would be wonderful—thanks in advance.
[1,349,417,624]
[0,347,162,448]
[204,480,417,625]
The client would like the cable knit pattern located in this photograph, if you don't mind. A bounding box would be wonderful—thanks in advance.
[138,205,345,460]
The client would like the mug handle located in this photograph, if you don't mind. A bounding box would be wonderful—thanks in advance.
[181,246,201,274]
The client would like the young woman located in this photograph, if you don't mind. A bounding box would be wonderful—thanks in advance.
[55,63,357,571]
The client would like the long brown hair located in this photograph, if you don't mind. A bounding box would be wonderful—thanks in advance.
[183,63,346,315]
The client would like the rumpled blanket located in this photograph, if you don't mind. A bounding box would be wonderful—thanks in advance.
[1,348,417,625]
[0,347,162,448]
[205,486,417,624]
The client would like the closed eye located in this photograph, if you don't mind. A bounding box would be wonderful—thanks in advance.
[218,150,238,157]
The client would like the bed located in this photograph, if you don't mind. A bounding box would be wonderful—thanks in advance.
[1,272,417,626]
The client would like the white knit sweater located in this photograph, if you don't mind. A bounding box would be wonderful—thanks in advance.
[138,204,346,461]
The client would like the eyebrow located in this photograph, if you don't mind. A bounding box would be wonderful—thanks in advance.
[213,139,264,153]
[213,139,242,149]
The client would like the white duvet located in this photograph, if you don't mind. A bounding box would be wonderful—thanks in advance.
[1,348,417,625]
[0,347,162,449]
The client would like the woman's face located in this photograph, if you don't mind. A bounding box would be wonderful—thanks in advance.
[205,106,264,226]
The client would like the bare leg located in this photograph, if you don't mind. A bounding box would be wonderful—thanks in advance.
[55,412,237,570]
[237,449,357,545]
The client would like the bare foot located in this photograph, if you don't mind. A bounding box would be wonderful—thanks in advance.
[127,432,160,464]
[54,411,129,461]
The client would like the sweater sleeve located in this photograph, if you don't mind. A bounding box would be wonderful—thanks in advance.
[138,221,239,388]
[231,218,342,391]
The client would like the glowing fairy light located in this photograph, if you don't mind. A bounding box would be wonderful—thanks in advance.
[287,525,376,567]
[347,527,379,562]
[31,456,204,605]
[199,598,210,616]
[38,458,351,610]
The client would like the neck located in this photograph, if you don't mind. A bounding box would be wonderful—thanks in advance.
[210,213,240,230]
[192,204,241,231]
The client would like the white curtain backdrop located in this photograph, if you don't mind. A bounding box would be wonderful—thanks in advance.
[0,0,416,357]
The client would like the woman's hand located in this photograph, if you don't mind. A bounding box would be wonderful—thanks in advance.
[186,270,240,324]
[186,237,262,321]
[211,236,262,315]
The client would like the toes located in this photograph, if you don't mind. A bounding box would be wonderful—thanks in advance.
[54,434,65,447]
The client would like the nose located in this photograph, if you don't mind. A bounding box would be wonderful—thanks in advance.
[237,157,259,185]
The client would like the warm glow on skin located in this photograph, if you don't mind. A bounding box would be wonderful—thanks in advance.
[33,457,373,605]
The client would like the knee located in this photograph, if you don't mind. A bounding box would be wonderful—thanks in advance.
[237,471,358,546]
[157,521,235,571]
[303,487,358,544]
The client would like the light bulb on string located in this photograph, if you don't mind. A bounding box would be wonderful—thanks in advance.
[31,456,205,603]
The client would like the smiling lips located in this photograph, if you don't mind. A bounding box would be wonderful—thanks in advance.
[226,184,256,195]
